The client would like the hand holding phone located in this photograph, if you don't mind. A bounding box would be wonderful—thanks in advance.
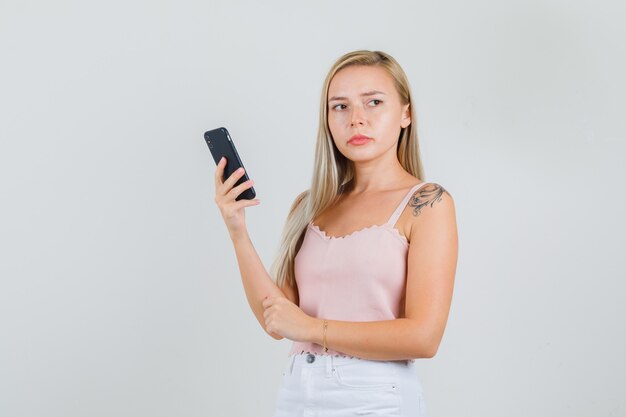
[204,127,256,201]
[207,127,260,238]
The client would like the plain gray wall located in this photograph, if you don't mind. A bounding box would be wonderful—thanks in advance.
[1,1,624,416]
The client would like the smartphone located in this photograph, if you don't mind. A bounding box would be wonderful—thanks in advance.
[204,127,256,201]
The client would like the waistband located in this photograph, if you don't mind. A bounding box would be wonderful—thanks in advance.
[285,351,413,377]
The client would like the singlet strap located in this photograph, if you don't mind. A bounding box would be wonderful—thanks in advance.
[385,182,429,226]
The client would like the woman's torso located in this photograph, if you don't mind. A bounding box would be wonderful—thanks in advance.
[289,179,429,360]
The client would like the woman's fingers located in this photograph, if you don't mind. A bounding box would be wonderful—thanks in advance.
[233,197,261,210]
[214,156,243,189]
[214,156,258,212]
[216,165,248,198]
[227,178,254,200]
[223,167,246,194]
[214,157,227,189]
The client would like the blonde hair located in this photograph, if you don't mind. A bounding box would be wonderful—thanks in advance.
[269,50,425,289]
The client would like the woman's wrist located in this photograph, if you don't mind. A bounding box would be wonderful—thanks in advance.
[229,228,250,244]
[308,317,324,344]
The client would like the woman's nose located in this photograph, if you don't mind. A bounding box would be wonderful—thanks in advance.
[350,108,365,126]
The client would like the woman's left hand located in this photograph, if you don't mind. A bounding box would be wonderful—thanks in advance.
[262,295,319,342]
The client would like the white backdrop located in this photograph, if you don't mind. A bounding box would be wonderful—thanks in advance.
[1,1,624,416]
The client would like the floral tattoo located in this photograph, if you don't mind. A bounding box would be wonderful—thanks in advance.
[409,183,450,216]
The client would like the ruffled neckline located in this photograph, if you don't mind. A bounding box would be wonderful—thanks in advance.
[308,221,409,247]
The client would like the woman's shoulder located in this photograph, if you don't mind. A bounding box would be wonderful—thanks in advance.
[413,181,452,202]
[405,181,456,230]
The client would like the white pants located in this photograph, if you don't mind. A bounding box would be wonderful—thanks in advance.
[273,352,427,417]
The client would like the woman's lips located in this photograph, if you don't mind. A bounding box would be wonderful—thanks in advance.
[348,136,372,146]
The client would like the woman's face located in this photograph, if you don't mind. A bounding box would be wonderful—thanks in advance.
[327,65,410,163]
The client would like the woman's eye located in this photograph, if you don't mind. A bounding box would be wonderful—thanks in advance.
[332,100,381,111]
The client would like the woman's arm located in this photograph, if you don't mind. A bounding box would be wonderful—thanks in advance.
[230,190,306,340]
[214,157,290,340]
[305,185,458,360]
[307,318,434,360]
[230,230,289,340]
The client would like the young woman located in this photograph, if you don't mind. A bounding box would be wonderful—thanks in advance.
[214,50,458,417]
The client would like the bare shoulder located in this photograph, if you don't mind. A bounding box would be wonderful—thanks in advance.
[410,183,454,217]
[407,183,456,238]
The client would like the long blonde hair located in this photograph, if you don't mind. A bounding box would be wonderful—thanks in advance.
[269,50,425,289]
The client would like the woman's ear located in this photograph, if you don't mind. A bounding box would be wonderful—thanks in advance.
[401,103,411,128]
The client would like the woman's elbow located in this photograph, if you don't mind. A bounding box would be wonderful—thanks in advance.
[414,333,440,358]
[425,345,438,358]
[424,336,442,358]
[265,328,284,340]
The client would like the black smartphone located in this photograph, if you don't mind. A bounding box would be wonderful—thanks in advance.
[204,127,256,201]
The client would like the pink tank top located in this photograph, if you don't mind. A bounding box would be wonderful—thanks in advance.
[289,182,429,361]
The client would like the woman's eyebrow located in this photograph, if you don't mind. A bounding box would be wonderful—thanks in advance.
[328,90,386,102]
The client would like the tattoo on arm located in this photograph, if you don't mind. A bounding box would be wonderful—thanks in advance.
[409,183,450,216]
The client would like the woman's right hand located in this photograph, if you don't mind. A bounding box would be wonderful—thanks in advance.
[214,156,260,239]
